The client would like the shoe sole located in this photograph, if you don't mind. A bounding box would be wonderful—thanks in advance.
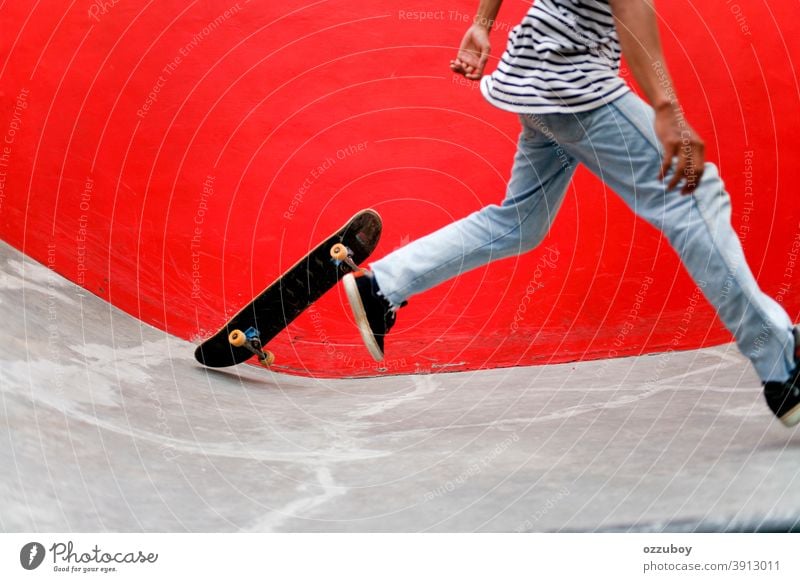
[778,325,800,427]
[343,273,384,362]
[780,402,800,427]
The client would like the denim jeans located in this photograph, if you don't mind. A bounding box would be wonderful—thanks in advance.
[371,92,795,382]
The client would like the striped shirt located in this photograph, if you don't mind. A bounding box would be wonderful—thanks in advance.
[480,0,630,114]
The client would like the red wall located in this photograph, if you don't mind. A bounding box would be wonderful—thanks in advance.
[2,0,799,377]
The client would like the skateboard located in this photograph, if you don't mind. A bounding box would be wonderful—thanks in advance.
[194,209,382,368]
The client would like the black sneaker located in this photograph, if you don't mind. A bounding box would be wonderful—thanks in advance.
[763,327,800,427]
[343,269,399,362]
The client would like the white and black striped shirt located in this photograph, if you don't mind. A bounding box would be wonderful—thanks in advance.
[481,0,629,114]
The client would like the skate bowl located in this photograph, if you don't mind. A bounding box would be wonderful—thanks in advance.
[2,1,800,534]
[2,240,800,532]
[1,0,799,378]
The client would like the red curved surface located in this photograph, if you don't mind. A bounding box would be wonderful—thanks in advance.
[2,1,799,377]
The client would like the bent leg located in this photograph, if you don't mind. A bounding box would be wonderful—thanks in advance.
[560,92,794,382]
[371,121,577,306]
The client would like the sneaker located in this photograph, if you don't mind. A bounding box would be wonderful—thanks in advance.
[763,327,800,427]
[343,269,400,362]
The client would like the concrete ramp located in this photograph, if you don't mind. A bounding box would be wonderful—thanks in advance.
[2,240,800,532]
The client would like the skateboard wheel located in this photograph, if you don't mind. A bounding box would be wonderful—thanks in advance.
[330,243,349,261]
[228,329,246,347]
[260,350,275,368]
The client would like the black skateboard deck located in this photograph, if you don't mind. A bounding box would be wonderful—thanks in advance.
[194,209,382,368]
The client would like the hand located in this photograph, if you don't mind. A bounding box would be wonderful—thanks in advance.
[655,104,705,194]
[450,25,491,80]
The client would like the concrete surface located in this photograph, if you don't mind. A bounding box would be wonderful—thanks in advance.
[2,240,799,532]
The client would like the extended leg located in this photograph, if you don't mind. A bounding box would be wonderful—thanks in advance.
[559,92,794,382]
[371,124,577,307]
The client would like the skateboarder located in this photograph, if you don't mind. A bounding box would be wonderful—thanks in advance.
[342,0,800,426]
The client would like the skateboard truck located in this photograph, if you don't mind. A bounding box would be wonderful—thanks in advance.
[330,243,361,273]
[228,327,275,368]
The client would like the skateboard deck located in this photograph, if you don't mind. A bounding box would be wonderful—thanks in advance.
[194,209,382,368]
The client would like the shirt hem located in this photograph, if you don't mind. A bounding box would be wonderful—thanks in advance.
[480,76,631,115]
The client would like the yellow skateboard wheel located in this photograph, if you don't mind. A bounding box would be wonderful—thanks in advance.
[228,329,246,347]
[330,243,349,261]
[260,350,275,368]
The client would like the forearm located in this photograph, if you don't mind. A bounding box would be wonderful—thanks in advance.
[473,0,504,31]
[609,0,676,111]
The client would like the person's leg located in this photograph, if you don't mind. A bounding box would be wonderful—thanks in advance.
[555,91,795,383]
[370,119,578,307]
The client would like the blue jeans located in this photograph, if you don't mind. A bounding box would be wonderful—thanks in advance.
[371,92,795,382]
